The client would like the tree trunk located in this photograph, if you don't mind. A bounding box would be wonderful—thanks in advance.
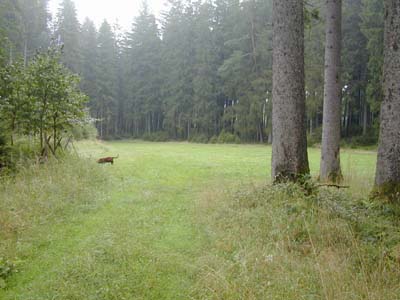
[53,116,57,154]
[250,0,258,72]
[9,44,13,64]
[272,0,309,182]
[362,101,368,136]
[320,0,343,182]
[100,108,104,138]
[374,0,400,199]
[23,39,28,67]
[258,123,264,143]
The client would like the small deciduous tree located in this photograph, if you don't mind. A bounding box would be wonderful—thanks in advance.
[0,62,27,145]
[25,47,87,156]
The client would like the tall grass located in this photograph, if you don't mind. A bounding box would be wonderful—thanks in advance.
[0,155,110,265]
[193,183,400,299]
[1,142,395,299]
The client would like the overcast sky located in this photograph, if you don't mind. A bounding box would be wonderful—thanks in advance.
[48,0,168,31]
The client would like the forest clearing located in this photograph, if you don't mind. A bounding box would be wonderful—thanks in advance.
[1,0,400,298]
[1,142,399,299]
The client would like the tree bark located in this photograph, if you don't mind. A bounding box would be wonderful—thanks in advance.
[374,0,400,199]
[272,0,309,182]
[320,0,343,182]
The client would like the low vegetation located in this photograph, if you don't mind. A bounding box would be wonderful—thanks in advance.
[193,183,400,299]
[0,154,110,289]
[0,141,398,299]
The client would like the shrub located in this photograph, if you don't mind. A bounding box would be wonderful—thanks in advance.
[189,134,209,144]
[0,258,16,289]
[0,133,14,174]
[307,127,322,147]
[346,133,378,148]
[209,136,218,144]
[71,122,98,141]
[142,131,169,142]
[217,130,241,144]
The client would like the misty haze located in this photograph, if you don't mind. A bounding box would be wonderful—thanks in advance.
[0,0,399,299]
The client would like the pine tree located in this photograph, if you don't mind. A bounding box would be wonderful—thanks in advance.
[126,3,162,136]
[55,0,81,73]
[161,0,196,139]
[96,20,118,138]
[80,18,98,114]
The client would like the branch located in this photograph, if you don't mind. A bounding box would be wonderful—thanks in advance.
[317,184,350,189]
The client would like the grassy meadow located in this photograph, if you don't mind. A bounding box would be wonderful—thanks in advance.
[1,141,399,299]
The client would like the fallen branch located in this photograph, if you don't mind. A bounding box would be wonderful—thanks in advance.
[317,184,350,189]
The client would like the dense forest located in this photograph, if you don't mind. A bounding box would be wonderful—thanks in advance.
[0,0,384,144]
[1,1,400,297]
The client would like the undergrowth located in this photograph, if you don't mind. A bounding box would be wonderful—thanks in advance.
[193,183,400,299]
[0,155,110,288]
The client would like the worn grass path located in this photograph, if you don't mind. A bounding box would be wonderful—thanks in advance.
[0,141,376,299]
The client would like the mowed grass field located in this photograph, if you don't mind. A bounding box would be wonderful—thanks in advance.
[3,141,397,300]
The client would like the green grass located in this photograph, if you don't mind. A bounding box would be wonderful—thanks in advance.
[1,141,398,299]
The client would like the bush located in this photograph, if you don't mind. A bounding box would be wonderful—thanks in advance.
[142,131,169,142]
[0,258,16,288]
[0,133,14,174]
[209,136,218,144]
[71,123,98,141]
[307,127,322,147]
[189,134,209,144]
[343,132,379,148]
[217,131,241,144]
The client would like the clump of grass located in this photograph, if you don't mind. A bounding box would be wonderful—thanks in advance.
[0,258,16,289]
[0,155,110,287]
[193,183,400,300]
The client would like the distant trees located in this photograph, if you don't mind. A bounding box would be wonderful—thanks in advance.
[96,21,119,138]
[320,0,343,182]
[271,0,309,181]
[0,0,396,185]
[125,3,162,137]
[0,0,49,64]
[55,0,81,73]
[80,18,99,110]
[0,0,387,146]
[374,0,400,200]
[361,0,384,132]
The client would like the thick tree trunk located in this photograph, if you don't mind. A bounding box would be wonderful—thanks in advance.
[320,0,343,182]
[272,0,309,182]
[374,0,400,199]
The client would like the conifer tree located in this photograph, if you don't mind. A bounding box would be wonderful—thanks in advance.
[271,0,309,181]
[55,0,81,73]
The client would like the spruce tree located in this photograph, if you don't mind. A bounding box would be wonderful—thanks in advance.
[374,0,400,201]
[271,0,309,182]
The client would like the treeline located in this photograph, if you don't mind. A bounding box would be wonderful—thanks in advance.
[0,0,383,143]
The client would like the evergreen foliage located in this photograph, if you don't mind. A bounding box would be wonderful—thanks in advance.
[0,0,386,144]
